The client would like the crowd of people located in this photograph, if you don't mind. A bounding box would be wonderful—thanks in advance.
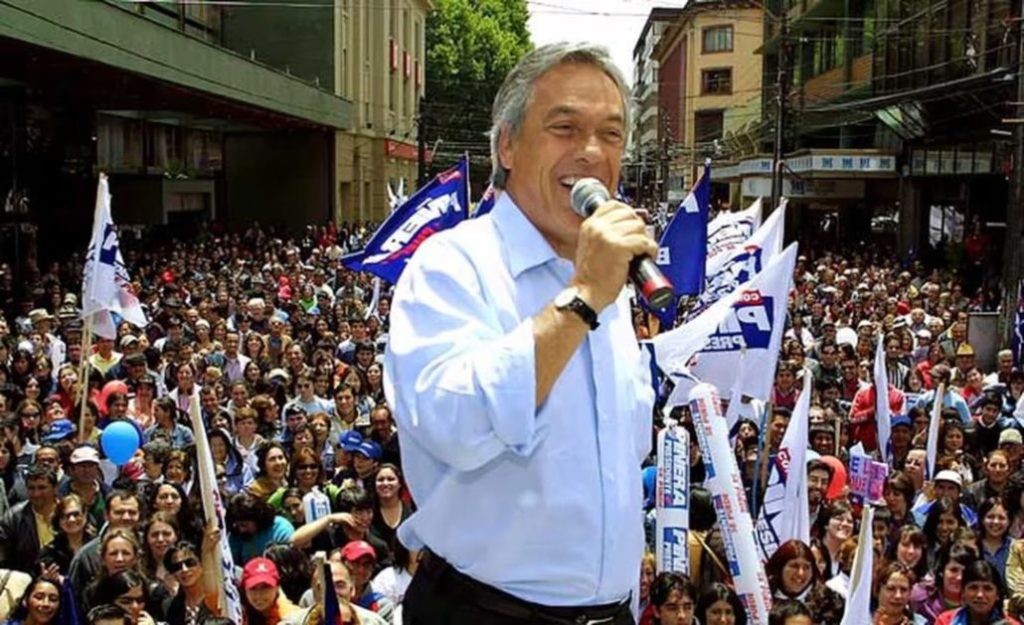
[0,216,1016,625]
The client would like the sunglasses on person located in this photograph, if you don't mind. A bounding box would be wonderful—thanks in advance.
[296,464,319,471]
[169,556,200,572]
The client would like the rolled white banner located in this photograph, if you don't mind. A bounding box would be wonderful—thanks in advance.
[687,382,772,622]
[655,423,690,574]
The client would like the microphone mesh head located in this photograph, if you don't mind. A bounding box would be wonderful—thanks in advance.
[570,178,610,218]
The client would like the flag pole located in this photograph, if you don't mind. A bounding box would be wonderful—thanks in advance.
[77,317,94,443]
[189,394,229,616]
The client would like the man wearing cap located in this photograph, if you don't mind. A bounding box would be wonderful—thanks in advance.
[889,414,914,470]
[951,343,977,388]
[339,541,394,621]
[29,309,65,371]
[912,329,932,364]
[911,469,977,527]
[60,445,109,527]
[1002,428,1024,471]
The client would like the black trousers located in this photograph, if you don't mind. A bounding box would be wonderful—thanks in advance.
[402,550,635,625]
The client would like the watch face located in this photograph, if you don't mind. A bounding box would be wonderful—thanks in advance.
[554,287,578,308]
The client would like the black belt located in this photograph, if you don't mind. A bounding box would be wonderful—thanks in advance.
[419,549,630,625]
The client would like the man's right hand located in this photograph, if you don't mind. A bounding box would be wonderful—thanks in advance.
[571,200,658,312]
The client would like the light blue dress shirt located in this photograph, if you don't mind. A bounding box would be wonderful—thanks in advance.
[913,388,971,423]
[384,192,654,607]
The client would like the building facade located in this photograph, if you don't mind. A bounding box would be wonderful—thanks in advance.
[629,7,684,205]
[651,0,764,205]
[0,0,353,274]
[221,0,432,223]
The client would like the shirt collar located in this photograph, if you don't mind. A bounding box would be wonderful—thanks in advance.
[490,191,558,279]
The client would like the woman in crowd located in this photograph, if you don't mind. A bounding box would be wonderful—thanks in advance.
[207,427,252,495]
[239,557,299,625]
[370,463,412,549]
[4,575,63,625]
[89,571,158,625]
[976,497,1012,573]
[888,525,929,582]
[815,501,855,577]
[765,539,844,625]
[910,544,977,624]
[695,583,746,625]
[768,601,812,625]
[164,535,221,625]
[922,497,966,570]
[139,512,180,593]
[246,442,290,502]
[938,421,976,483]
[872,562,925,625]
[933,560,1019,624]
[38,494,95,575]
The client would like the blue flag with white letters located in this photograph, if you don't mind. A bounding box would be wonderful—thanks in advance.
[343,157,470,283]
[657,166,710,297]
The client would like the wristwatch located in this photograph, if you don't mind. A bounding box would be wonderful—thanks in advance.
[554,287,600,330]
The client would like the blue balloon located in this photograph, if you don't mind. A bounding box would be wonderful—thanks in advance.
[101,421,141,465]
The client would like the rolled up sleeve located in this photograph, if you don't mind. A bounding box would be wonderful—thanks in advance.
[385,238,543,473]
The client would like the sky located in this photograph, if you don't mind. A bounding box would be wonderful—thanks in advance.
[527,0,690,85]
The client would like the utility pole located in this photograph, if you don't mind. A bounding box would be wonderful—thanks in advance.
[417,96,428,187]
[771,13,789,212]
[1002,0,1024,350]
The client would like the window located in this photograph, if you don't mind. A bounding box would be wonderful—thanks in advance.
[701,68,732,95]
[694,110,724,144]
[703,26,733,53]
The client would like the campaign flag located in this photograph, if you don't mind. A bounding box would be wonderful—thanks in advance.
[926,383,946,480]
[1014,280,1024,368]
[684,383,772,622]
[81,175,148,339]
[840,506,875,625]
[874,334,892,462]
[656,165,711,297]
[755,371,811,560]
[707,198,763,261]
[655,423,690,574]
[364,277,381,321]
[474,183,497,218]
[322,560,342,624]
[651,244,797,402]
[189,395,242,623]
[343,157,470,283]
[686,201,786,322]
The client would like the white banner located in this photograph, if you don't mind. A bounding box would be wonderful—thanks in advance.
[755,371,811,559]
[689,201,786,321]
[655,424,690,574]
[653,244,797,402]
[81,175,148,338]
[874,334,891,462]
[707,198,763,261]
[840,506,875,625]
[685,383,772,622]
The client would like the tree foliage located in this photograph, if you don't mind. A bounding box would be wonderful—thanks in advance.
[424,0,532,184]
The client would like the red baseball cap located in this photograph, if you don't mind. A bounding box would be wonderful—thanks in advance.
[340,540,376,562]
[242,557,280,590]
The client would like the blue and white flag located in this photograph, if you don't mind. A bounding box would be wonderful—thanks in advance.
[686,200,786,322]
[840,506,874,625]
[474,183,497,218]
[707,198,763,262]
[756,370,811,560]
[189,395,242,623]
[82,175,148,339]
[926,383,945,480]
[874,333,892,462]
[655,423,690,574]
[684,384,772,622]
[656,166,711,298]
[343,157,470,283]
[1014,280,1024,368]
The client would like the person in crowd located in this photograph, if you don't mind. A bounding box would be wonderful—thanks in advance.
[934,559,1019,624]
[872,563,925,625]
[640,571,696,625]
[4,575,63,625]
[239,557,299,625]
[0,464,58,574]
[910,544,977,624]
[226,492,295,564]
[38,493,95,575]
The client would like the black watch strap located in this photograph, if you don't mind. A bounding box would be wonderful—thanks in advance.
[563,295,600,330]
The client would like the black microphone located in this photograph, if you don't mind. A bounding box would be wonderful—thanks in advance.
[569,178,675,309]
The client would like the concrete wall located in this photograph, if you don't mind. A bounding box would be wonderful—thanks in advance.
[221,2,335,92]
[224,131,333,229]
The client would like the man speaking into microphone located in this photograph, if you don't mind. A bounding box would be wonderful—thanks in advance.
[385,42,658,625]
